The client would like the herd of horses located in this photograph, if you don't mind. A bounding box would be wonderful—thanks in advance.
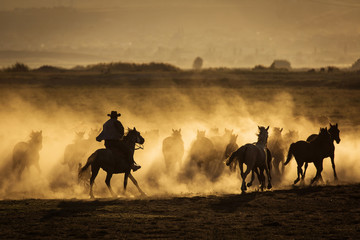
[11,123,341,198]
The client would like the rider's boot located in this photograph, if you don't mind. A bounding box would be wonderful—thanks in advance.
[132,161,141,172]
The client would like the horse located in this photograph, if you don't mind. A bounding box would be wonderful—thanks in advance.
[78,127,146,198]
[226,126,272,193]
[302,123,341,181]
[284,127,332,185]
[267,127,286,175]
[162,129,184,172]
[63,131,87,171]
[224,133,239,172]
[179,130,218,182]
[12,131,43,177]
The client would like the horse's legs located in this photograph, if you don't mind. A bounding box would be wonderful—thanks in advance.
[123,171,130,194]
[128,173,146,196]
[89,165,100,199]
[294,162,303,185]
[302,162,308,180]
[105,172,117,198]
[311,160,323,185]
[241,164,253,193]
[330,153,338,181]
[265,163,272,190]
[280,159,285,175]
[247,170,256,187]
[259,169,266,191]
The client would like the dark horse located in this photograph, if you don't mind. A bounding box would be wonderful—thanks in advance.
[284,127,333,185]
[12,131,43,177]
[79,128,146,198]
[226,126,272,193]
[303,123,341,181]
[162,129,184,172]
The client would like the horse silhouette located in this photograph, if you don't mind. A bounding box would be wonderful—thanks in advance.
[180,130,219,182]
[284,127,333,185]
[63,131,87,172]
[162,129,184,172]
[78,128,146,198]
[267,127,286,175]
[224,133,239,172]
[12,131,43,177]
[226,126,272,193]
[303,123,341,181]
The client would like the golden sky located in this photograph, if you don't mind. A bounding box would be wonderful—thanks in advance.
[0,0,359,68]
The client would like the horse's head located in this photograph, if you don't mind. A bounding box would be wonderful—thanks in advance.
[284,130,299,143]
[329,123,341,144]
[197,130,206,138]
[257,126,269,144]
[172,129,182,138]
[230,134,238,144]
[272,127,283,138]
[74,131,85,142]
[30,130,43,150]
[88,128,101,139]
[318,127,331,140]
[127,127,145,145]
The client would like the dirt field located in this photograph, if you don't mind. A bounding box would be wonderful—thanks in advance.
[0,184,359,239]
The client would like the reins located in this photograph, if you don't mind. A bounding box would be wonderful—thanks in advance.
[135,143,144,150]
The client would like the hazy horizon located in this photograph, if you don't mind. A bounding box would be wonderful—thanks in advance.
[1,0,360,68]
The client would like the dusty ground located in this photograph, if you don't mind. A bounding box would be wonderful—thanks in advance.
[0,183,359,239]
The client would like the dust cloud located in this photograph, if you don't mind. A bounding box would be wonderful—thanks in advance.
[0,86,359,199]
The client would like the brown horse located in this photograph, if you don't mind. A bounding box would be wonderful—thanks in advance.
[224,133,239,172]
[284,127,332,185]
[162,129,184,172]
[303,123,341,181]
[226,126,272,193]
[268,127,286,175]
[79,128,146,198]
[12,131,43,177]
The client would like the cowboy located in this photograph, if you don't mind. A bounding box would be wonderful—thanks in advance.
[96,111,141,171]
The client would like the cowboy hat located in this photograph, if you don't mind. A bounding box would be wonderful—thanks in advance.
[107,111,121,118]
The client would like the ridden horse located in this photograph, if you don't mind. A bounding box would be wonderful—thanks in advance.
[78,128,146,198]
[12,131,43,177]
[268,127,286,175]
[284,127,332,185]
[162,129,184,172]
[226,126,272,193]
[303,123,341,181]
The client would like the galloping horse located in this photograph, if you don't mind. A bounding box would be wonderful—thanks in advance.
[284,127,332,185]
[224,133,239,172]
[226,126,272,193]
[303,123,341,181]
[78,128,146,198]
[267,127,286,175]
[12,131,43,177]
[162,129,184,172]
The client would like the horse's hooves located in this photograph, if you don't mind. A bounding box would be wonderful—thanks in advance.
[267,184,272,189]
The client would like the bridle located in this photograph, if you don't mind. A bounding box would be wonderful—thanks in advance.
[135,143,144,150]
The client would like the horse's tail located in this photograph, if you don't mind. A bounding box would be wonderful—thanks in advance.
[78,150,97,180]
[284,143,294,166]
[226,146,247,166]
